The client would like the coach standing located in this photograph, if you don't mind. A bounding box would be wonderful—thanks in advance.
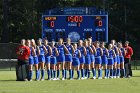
[124,41,133,78]
[16,39,30,81]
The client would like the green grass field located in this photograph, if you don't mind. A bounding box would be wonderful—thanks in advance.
[0,70,140,93]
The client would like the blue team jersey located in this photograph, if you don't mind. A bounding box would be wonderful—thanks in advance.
[29,47,33,58]
[113,46,118,55]
[78,47,85,57]
[102,48,107,57]
[108,49,114,58]
[66,44,73,54]
[120,48,125,56]
[85,47,91,57]
[38,45,45,55]
[45,45,50,57]
[52,47,56,56]
[95,48,101,57]
[73,49,79,58]
[57,44,65,55]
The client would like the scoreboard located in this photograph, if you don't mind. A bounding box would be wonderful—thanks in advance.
[42,15,108,42]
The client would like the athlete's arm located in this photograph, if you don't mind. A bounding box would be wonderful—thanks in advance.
[48,45,52,56]
[106,48,109,57]
[113,50,116,57]
[63,45,69,54]
[78,50,81,58]
[89,47,93,54]
[55,47,59,56]
[83,46,87,56]
[43,45,48,55]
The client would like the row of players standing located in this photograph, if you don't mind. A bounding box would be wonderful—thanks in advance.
[26,38,127,81]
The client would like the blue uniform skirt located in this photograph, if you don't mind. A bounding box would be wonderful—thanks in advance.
[117,55,120,64]
[72,57,80,66]
[45,56,50,64]
[38,55,45,63]
[85,56,91,65]
[95,56,102,64]
[57,54,65,63]
[50,56,57,65]
[90,55,95,63]
[29,56,34,65]
[65,54,72,62]
[119,56,124,63]
[101,56,108,65]
[108,58,114,65]
[34,56,38,64]
[79,56,85,64]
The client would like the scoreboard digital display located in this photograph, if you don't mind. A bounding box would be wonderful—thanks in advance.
[42,15,108,42]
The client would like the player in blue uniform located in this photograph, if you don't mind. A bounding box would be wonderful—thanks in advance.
[118,42,126,78]
[78,40,87,79]
[100,42,109,79]
[72,43,81,80]
[94,41,103,79]
[31,39,40,81]
[107,44,116,78]
[65,38,74,79]
[44,39,52,80]
[26,40,34,81]
[88,38,96,79]
[84,40,93,79]
[111,40,120,78]
[56,38,68,80]
[50,41,59,80]
[37,39,47,81]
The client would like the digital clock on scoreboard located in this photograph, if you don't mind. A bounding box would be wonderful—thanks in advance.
[42,15,108,42]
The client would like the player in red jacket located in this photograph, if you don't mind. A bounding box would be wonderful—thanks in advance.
[16,39,30,65]
[124,41,133,78]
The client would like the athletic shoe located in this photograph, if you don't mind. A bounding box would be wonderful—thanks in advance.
[62,77,65,80]
[104,77,107,79]
[113,76,116,79]
[53,78,57,81]
[69,78,73,80]
[81,77,85,80]
[92,77,96,79]
[29,79,32,81]
[117,76,120,78]
[84,77,88,79]
[24,79,28,81]
[98,77,102,79]
[56,78,60,80]
[40,78,44,81]
[110,76,113,79]
[77,78,80,80]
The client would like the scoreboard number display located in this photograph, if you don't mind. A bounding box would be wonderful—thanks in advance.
[42,15,108,42]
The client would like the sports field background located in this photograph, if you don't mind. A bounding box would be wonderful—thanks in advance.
[0,70,140,93]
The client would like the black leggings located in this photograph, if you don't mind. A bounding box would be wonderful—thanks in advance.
[124,58,132,76]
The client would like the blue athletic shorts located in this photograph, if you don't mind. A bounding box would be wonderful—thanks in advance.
[65,54,72,62]
[50,56,57,64]
[120,56,124,63]
[72,58,80,66]
[101,56,108,65]
[85,56,91,64]
[29,57,34,65]
[57,54,65,63]
[90,55,95,63]
[38,55,45,63]
[34,56,38,64]
[79,56,85,64]
[117,55,120,64]
[113,57,117,62]
[45,56,50,64]
[95,56,102,64]
[108,58,114,65]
